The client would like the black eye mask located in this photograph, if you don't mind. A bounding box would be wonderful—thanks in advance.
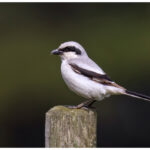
[59,46,81,55]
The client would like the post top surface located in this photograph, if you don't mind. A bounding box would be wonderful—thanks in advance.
[46,105,97,115]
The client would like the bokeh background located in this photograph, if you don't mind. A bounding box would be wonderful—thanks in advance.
[0,3,150,147]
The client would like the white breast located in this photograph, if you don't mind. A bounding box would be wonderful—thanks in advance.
[61,60,112,100]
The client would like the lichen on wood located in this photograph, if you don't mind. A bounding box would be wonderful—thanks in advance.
[45,105,97,148]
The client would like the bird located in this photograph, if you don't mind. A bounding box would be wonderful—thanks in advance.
[51,41,150,108]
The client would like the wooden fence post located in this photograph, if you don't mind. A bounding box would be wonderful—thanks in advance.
[45,105,97,147]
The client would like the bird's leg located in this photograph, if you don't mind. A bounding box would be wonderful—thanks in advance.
[65,99,97,109]
[87,100,97,108]
[76,99,97,109]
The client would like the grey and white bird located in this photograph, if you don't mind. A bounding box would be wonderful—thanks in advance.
[51,41,150,108]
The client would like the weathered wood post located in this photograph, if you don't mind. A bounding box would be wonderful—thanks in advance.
[45,105,97,147]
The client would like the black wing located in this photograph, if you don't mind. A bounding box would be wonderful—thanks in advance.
[69,63,114,85]
[69,63,124,89]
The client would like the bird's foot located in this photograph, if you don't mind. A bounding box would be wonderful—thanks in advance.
[64,105,80,109]
[64,105,90,110]
[64,100,96,110]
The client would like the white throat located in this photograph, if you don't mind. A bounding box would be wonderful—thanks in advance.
[61,52,78,60]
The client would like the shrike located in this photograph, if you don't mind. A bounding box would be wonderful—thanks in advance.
[51,41,150,108]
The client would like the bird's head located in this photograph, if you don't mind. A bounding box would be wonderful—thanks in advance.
[51,41,87,60]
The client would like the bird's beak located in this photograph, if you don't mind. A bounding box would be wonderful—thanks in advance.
[51,49,62,55]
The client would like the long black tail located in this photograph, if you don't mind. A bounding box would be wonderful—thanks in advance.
[125,90,150,102]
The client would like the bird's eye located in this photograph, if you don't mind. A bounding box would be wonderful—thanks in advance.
[65,47,71,52]
[60,46,81,55]
[64,47,74,52]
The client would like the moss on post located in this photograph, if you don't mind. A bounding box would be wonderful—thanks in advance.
[45,105,97,147]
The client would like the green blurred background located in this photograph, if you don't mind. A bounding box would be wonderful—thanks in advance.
[0,3,150,147]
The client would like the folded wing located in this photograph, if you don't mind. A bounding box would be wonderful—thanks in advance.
[69,63,124,89]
